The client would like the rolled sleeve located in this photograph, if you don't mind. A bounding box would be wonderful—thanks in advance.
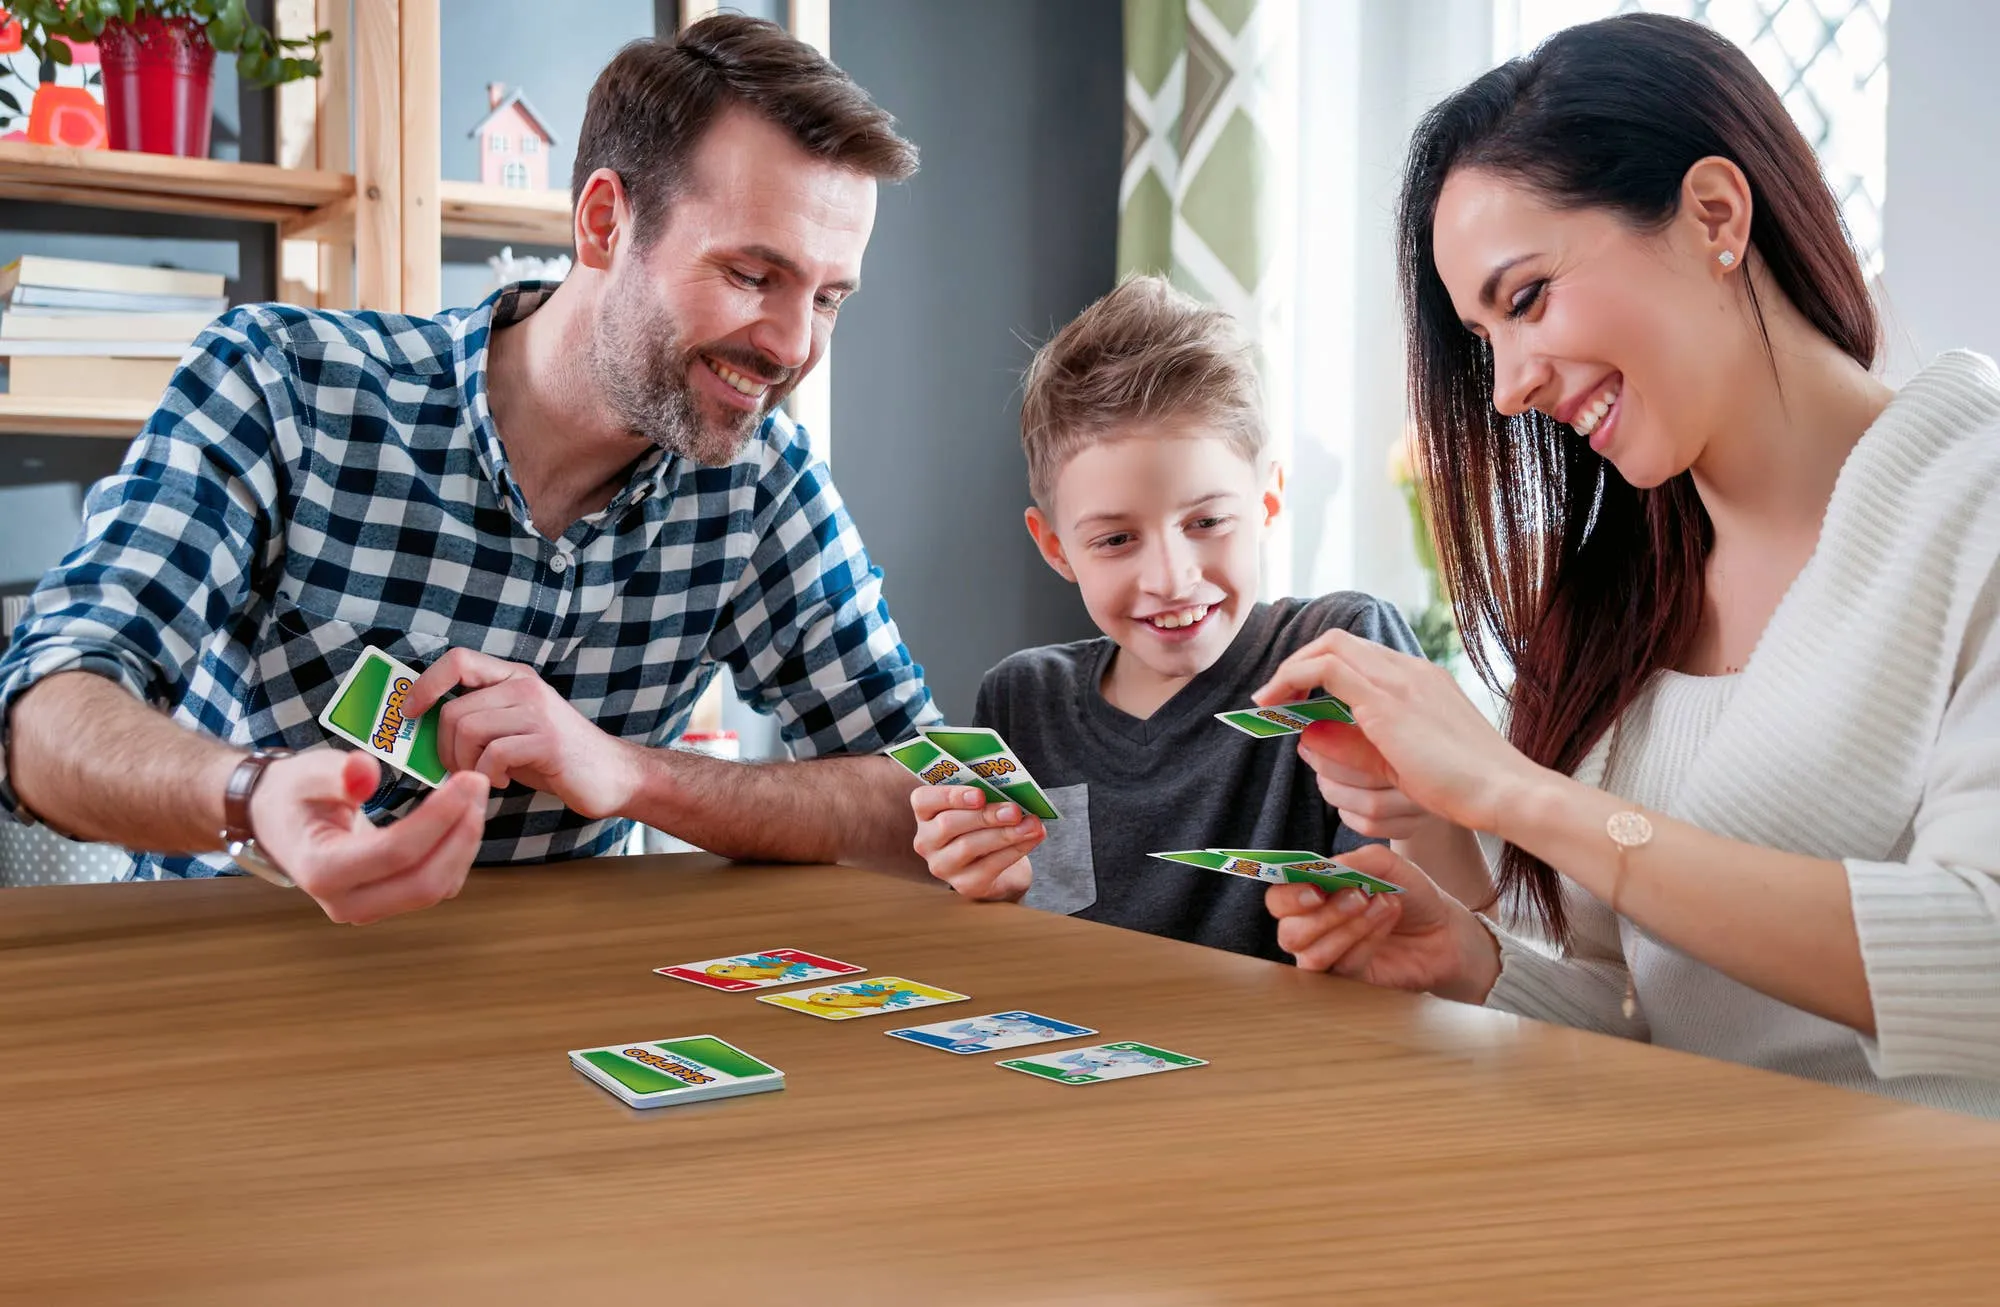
[707,431,937,759]
[1847,566,2000,1081]
[0,312,283,819]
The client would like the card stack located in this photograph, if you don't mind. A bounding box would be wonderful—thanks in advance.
[569,1034,785,1110]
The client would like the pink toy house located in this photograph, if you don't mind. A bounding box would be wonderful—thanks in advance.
[470,82,556,190]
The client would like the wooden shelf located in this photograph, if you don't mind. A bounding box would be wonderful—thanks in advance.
[0,140,353,229]
[439,180,570,247]
[0,395,154,439]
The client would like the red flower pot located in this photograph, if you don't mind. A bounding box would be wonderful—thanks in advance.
[97,15,215,157]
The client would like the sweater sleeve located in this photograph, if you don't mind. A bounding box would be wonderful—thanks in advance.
[1846,563,2000,1081]
[1482,876,1651,1041]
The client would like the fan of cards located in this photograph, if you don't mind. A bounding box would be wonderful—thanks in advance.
[568,946,1206,1110]
[1150,848,1403,895]
[881,726,1062,819]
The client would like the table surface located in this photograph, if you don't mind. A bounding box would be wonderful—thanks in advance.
[5,856,1999,1305]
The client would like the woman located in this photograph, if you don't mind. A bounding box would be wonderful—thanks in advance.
[1263,14,2000,1116]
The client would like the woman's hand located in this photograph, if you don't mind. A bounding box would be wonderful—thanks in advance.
[1266,844,1500,1004]
[1256,629,1545,835]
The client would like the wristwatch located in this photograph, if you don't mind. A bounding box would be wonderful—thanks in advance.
[221,748,296,888]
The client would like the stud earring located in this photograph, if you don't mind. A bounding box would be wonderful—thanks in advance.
[1717,250,1738,268]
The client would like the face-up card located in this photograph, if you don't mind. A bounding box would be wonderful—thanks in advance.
[1151,849,1275,879]
[319,646,447,787]
[655,948,865,992]
[568,1034,785,1109]
[916,726,1062,820]
[757,976,969,1022]
[1214,696,1356,739]
[998,1041,1206,1085]
[1150,849,1405,896]
[886,1010,1096,1055]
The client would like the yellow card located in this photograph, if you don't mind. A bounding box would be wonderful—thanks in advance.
[756,976,969,1022]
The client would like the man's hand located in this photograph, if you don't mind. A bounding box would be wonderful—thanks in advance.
[251,751,491,925]
[402,649,641,819]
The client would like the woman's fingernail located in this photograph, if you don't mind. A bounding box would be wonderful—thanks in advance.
[1336,889,1367,914]
[1296,887,1325,907]
[1366,893,1396,918]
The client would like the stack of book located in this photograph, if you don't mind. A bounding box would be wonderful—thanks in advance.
[0,255,226,403]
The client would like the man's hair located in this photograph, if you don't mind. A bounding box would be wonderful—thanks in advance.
[571,14,918,240]
[1019,275,1267,507]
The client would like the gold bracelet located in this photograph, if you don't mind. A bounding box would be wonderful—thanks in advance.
[1606,810,1653,1020]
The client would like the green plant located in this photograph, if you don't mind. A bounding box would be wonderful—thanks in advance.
[3,1,330,89]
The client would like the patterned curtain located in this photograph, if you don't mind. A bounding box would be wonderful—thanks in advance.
[1119,0,1298,592]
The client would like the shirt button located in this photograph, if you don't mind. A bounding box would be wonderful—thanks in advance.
[549,552,569,574]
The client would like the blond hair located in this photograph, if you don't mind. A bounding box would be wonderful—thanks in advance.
[1019,275,1266,507]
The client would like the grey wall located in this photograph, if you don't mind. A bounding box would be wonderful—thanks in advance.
[1881,0,2000,379]
[825,0,1118,721]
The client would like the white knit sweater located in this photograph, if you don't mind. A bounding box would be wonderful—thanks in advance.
[1483,350,2000,1118]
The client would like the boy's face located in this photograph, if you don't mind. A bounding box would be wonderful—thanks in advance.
[1026,428,1280,686]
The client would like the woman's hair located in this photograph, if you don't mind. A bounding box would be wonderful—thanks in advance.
[1395,13,1877,944]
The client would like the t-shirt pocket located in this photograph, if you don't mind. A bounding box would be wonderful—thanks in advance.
[1022,782,1095,916]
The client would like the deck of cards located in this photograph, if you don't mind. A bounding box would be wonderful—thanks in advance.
[569,1035,785,1110]
[319,646,447,787]
[1150,848,1403,895]
[883,726,1062,820]
[1214,696,1354,738]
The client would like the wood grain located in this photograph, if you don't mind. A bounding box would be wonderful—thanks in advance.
[352,0,402,310]
[4,857,1997,1305]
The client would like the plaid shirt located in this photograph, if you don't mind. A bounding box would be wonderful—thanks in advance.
[0,283,937,878]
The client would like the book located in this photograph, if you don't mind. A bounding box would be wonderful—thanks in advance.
[0,310,212,342]
[0,255,225,300]
[4,285,228,315]
[2,355,177,401]
[0,339,190,359]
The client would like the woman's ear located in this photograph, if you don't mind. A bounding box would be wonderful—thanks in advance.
[1681,155,1755,274]
[1023,506,1077,583]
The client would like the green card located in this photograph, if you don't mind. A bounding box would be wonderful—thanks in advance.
[1213,696,1356,739]
[885,725,1062,821]
[568,1034,786,1110]
[998,1040,1207,1085]
[1149,848,1405,895]
[318,646,447,787]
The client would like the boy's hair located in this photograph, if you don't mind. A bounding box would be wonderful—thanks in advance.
[1019,275,1267,507]
[573,14,918,246]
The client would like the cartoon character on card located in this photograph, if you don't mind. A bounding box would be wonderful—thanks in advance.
[806,981,919,1011]
[945,1015,1053,1049]
[704,953,815,984]
[1059,1047,1168,1074]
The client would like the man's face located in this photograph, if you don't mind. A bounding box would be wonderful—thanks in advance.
[592,108,877,465]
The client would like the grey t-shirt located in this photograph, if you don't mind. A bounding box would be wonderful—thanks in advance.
[974,593,1423,963]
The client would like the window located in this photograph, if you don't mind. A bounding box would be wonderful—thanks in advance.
[523,135,540,155]
[1495,0,1891,273]
[488,133,508,154]
[502,161,529,189]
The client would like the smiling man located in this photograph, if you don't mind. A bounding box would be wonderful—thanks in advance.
[0,16,939,923]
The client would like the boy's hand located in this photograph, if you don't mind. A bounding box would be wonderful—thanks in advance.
[911,785,1042,902]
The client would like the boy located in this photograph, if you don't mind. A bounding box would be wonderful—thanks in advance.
[911,276,1475,963]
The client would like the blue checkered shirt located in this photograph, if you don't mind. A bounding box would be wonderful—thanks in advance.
[0,282,937,877]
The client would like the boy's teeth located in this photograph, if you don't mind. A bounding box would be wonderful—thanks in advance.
[1149,604,1209,629]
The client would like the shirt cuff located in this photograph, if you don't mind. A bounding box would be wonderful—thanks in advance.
[1847,855,2000,1082]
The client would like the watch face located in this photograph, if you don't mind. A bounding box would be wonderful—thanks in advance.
[228,840,296,889]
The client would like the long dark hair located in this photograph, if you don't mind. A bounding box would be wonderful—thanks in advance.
[1396,14,1877,945]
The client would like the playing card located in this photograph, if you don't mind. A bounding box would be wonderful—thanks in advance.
[916,726,1062,820]
[319,646,447,787]
[998,1041,1207,1085]
[1149,849,1405,896]
[655,948,865,992]
[1150,849,1272,879]
[757,976,969,1022]
[568,1034,784,1109]
[886,1010,1096,1055]
[882,737,1010,806]
[1213,696,1356,739]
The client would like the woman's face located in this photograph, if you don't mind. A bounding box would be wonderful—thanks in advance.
[1431,167,1742,489]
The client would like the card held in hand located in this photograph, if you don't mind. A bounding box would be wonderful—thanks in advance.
[1149,848,1404,895]
[1214,696,1355,739]
[318,646,447,787]
[882,725,1061,820]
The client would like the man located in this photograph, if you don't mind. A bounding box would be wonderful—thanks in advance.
[0,16,937,923]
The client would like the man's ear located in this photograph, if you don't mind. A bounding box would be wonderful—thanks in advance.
[1023,506,1077,583]
[1262,458,1286,527]
[573,167,629,272]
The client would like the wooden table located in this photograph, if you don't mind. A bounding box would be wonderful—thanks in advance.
[5,857,1998,1305]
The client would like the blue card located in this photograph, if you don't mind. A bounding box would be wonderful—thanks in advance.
[885,1010,1096,1055]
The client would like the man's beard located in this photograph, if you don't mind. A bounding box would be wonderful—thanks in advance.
[590,279,792,466]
